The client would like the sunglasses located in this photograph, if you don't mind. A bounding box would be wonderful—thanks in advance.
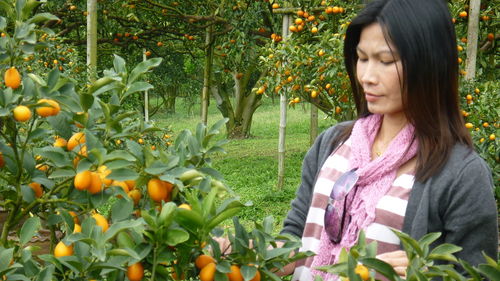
[324,168,359,243]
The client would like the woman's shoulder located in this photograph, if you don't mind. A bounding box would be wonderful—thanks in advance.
[425,143,493,190]
[318,120,354,142]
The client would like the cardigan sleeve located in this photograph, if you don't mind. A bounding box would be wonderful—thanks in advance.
[441,156,498,266]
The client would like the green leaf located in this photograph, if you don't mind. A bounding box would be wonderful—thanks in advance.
[264,247,293,260]
[27,12,58,24]
[459,259,483,280]
[175,208,204,231]
[428,243,461,262]
[108,168,139,181]
[111,198,133,222]
[128,58,162,83]
[206,207,241,229]
[116,231,135,249]
[158,202,177,228]
[20,216,41,246]
[113,55,127,73]
[241,265,258,280]
[123,82,153,97]
[477,264,500,281]
[103,219,144,242]
[144,160,170,175]
[36,264,55,281]
[27,73,46,86]
[392,229,424,256]
[0,248,14,271]
[360,258,398,281]
[165,227,189,246]
[80,93,94,111]
[208,118,228,136]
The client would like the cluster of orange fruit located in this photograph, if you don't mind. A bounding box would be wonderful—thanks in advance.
[4,67,62,122]
[196,254,261,281]
[270,33,282,43]
[54,212,109,257]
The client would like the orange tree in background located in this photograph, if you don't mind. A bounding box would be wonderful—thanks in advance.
[0,1,311,280]
[38,0,285,139]
[258,0,498,192]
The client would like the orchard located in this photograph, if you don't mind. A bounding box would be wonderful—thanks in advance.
[0,0,498,281]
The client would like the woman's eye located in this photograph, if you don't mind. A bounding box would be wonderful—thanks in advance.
[381,60,395,65]
[358,57,368,62]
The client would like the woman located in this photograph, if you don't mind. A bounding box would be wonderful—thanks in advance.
[280,0,498,280]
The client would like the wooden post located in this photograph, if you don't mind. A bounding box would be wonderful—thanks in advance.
[465,0,481,81]
[86,0,97,82]
[201,24,214,126]
[310,104,318,145]
[277,14,291,190]
[143,49,149,122]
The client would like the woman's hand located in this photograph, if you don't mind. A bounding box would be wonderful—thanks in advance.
[376,250,408,277]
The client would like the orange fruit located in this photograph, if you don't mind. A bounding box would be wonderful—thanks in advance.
[29,182,43,198]
[127,262,144,281]
[311,90,318,98]
[199,262,216,281]
[113,180,130,194]
[355,264,370,280]
[54,241,73,257]
[67,132,85,151]
[4,67,21,89]
[73,224,81,233]
[36,99,60,117]
[459,11,467,18]
[487,33,494,41]
[53,137,67,148]
[289,25,297,32]
[295,18,303,25]
[91,213,109,232]
[272,3,279,9]
[195,254,216,269]
[125,179,136,189]
[74,170,92,190]
[490,134,496,141]
[311,27,318,33]
[147,178,169,202]
[87,172,103,194]
[128,189,142,205]
[227,265,244,281]
[465,123,473,129]
[250,270,261,281]
[157,41,163,47]
[13,105,31,122]
[68,211,79,224]
[97,165,113,186]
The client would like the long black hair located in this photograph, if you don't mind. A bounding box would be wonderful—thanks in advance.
[341,0,472,182]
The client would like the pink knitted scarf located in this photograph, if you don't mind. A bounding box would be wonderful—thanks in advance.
[310,114,418,280]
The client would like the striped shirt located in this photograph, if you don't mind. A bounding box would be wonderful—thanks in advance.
[292,139,414,281]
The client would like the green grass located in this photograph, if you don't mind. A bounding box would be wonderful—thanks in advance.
[154,98,336,233]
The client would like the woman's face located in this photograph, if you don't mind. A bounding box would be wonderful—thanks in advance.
[356,23,404,119]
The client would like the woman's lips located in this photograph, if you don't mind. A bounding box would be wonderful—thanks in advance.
[365,92,381,102]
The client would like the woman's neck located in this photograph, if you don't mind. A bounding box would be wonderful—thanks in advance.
[372,114,408,158]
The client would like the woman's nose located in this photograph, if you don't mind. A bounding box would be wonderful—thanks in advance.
[359,61,378,85]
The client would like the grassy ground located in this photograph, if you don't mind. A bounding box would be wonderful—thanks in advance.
[154,97,336,233]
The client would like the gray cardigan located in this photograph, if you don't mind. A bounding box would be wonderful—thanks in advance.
[281,122,498,266]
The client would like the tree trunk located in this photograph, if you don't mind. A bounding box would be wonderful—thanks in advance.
[465,0,481,81]
[201,25,215,125]
[86,0,97,82]
[166,86,177,114]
